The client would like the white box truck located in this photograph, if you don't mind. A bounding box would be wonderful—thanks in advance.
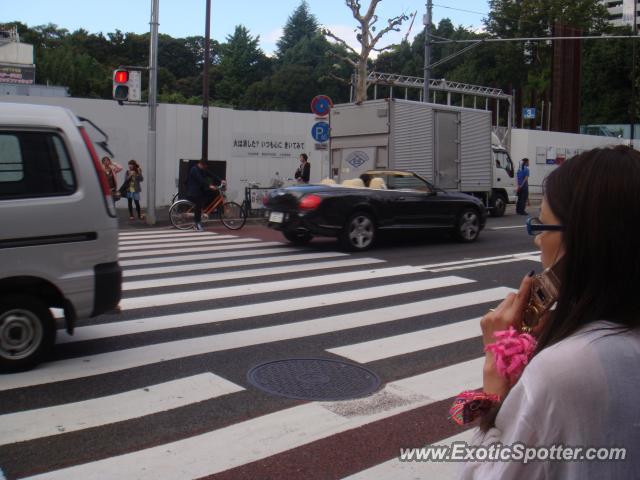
[329,99,517,216]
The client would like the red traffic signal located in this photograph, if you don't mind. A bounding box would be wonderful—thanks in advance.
[112,69,141,102]
[114,70,129,84]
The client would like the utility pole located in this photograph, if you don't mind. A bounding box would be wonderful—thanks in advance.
[202,0,212,163]
[146,0,159,225]
[631,1,637,148]
[423,0,433,102]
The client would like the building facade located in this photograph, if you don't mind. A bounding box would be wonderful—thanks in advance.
[603,0,640,29]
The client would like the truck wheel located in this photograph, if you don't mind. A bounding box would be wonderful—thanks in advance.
[0,295,56,373]
[455,209,481,243]
[283,229,313,245]
[490,193,507,217]
[340,212,376,251]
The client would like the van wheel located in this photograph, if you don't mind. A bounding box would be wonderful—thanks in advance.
[455,209,481,243]
[490,193,507,217]
[340,212,376,251]
[0,295,56,373]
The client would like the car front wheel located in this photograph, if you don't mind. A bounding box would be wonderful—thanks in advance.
[455,209,481,242]
[0,295,56,373]
[340,212,376,251]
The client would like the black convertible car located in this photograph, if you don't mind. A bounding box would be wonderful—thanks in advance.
[264,170,487,251]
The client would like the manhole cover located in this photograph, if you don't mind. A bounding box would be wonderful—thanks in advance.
[247,358,381,401]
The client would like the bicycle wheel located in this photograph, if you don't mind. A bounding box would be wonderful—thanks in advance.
[220,201,247,230]
[169,200,196,230]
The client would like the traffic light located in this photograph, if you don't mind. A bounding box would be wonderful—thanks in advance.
[112,69,142,103]
[113,69,129,101]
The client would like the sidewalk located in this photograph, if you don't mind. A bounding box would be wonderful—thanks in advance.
[116,206,267,231]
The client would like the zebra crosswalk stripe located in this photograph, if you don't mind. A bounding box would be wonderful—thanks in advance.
[4,231,523,479]
[119,234,224,245]
[118,229,186,236]
[342,429,477,480]
[4,287,509,391]
[118,232,220,242]
[119,239,263,258]
[122,257,388,291]
[327,317,483,363]
[60,276,475,343]
[119,236,240,251]
[0,373,243,446]
[21,359,484,480]
[119,246,301,267]
[123,251,349,277]
[120,264,408,308]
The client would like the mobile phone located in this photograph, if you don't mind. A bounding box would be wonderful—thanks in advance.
[522,259,564,332]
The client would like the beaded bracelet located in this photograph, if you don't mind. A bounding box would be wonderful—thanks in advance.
[449,390,501,426]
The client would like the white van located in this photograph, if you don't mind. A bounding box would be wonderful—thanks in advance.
[0,103,122,372]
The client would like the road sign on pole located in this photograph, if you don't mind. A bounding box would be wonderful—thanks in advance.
[523,107,537,120]
[310,95,333,117]
[311,121,330,143]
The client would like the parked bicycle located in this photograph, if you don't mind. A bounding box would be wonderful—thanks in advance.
[169,186,247,230]
[240,179,267,217]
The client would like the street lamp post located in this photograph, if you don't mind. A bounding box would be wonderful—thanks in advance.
[146,0,159,225]
[423,0,433,102]
[631,2,637,147]
[202,0,212,163]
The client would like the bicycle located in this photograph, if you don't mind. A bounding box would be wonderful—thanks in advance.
[169,186,247,230]
[240,179,266,217]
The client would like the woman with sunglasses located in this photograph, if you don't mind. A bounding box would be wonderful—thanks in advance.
[456,145,640,478]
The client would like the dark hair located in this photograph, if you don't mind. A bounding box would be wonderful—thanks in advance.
[481,145,640,431]
[522,158,529,165]
[538,145,640,348]
[101,156,111,165]
[128,159,140,170]
[300,153,308,162]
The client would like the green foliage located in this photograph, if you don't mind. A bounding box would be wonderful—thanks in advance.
[277,1,319,57]
[216,26,272,105]
[581,26,635,124]
[5,0,635,124]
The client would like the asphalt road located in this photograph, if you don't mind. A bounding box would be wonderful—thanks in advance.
[0,205,543,480]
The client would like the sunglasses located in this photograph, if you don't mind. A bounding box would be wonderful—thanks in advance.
[526,217,565,236]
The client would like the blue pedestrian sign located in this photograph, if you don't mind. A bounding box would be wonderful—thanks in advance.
[523,108,537,120]
[311,121,330,143]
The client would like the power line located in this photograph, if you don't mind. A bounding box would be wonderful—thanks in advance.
[433,3,487,17]
[431,34,640,44]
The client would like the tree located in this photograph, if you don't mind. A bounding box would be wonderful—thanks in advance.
[277,1,319,57]
[323,0,408,102]
[216,25,271,106]
[485,0,609,124]
[581,26,635,125]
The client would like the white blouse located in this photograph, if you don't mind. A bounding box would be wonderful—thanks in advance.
[459,321,640,479]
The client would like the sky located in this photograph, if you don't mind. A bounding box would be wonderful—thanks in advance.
[4,0,490,55]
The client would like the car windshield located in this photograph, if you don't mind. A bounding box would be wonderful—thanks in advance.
[368,172,433,193]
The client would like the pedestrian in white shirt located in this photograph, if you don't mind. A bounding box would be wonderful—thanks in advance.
[453,145,640,479]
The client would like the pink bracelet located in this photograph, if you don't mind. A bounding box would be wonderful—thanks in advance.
[449,390,501,426]
[484,327,537,385]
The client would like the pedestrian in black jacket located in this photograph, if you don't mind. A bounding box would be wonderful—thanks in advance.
[186,160,225,231]
[294,153,310,184]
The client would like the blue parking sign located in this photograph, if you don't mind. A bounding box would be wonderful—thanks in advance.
[311,121,330,143]
[523,108,536,120]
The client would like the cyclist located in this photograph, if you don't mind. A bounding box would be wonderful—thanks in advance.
[186,160,226,231]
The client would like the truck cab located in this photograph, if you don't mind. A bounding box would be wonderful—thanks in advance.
[490,147,517,217]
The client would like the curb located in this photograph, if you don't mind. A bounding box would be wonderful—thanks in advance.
[116,207,267,230]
